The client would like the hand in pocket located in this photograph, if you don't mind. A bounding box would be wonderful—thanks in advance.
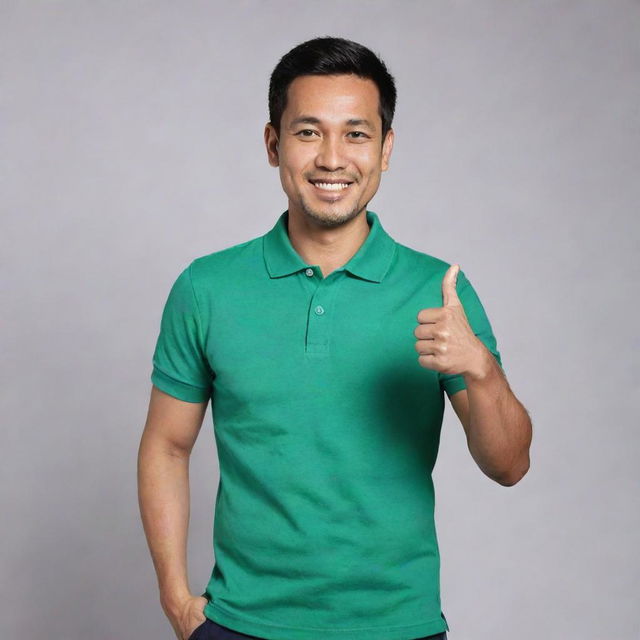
[176,594,208,640]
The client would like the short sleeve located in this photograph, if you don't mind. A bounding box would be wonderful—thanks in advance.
[438,268,504,398]
[150,262,213,403]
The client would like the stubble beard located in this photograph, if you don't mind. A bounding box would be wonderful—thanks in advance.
[298,194,366,229]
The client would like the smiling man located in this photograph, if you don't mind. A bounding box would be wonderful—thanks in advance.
[138,36,532,640]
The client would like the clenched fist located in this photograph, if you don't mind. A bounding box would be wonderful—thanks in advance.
[414,264,487,377]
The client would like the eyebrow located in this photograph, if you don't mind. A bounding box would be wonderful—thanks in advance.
[288,116,376,131]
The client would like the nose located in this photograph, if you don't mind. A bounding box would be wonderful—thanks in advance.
[314,134,346,171]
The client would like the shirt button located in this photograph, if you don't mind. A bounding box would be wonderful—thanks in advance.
[314,305,325,315]
[305,268,314,277]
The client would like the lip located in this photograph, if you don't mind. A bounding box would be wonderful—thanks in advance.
[308,179,354,201]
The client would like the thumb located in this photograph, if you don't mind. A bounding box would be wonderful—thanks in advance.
[442,264,461,307]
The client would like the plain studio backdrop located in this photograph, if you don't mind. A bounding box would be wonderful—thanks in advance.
[2,1,638,639]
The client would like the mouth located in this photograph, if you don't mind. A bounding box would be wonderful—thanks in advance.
[308,179,354,197]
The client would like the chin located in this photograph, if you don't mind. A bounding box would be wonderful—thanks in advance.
[302,205,362,228]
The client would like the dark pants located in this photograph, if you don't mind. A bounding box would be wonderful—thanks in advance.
[188,616,447,640]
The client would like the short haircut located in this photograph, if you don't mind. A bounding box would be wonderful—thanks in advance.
[268,36,397,143]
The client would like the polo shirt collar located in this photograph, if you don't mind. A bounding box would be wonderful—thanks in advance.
[263,209,396,283]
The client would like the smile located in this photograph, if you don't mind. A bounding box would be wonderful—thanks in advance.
[308,180,353,192]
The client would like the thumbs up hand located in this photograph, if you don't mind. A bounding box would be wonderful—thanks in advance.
[414,264,487,376]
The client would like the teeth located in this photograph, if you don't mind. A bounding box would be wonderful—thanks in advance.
[313,182,351,191]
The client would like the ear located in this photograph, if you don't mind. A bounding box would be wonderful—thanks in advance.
[265,122,280,167]
[381,128,394,172]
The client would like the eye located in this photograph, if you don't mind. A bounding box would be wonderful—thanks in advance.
[295,129,318,137]
[347,131,369,139]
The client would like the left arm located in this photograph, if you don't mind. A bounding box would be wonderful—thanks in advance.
[448,349,532,486]
[415,263,532,486]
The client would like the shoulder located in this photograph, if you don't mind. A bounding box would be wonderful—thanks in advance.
[187,234,263,288]
[393,239,463,282]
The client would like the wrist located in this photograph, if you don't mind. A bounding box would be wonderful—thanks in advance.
[463,341,496,383]
[160,587,192,617]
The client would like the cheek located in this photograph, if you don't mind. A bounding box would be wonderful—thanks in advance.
[361,165,381,186]
[356,154,382,176]
[282,158,309,182]
[279,166,305,195]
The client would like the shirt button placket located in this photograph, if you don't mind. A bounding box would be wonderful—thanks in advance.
[305,267,332,356]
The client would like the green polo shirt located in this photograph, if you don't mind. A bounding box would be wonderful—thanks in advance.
[150,209,503,640]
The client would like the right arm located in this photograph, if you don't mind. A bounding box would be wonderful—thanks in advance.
[137,384,209,639]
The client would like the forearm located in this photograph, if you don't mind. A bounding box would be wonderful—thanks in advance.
[137,437,192,614]
[464,349,532,486]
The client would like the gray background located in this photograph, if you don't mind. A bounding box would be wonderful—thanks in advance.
[2,1,638,638]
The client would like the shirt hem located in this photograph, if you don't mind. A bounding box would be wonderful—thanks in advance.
[203,600,449,640]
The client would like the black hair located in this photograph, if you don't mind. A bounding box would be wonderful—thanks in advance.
[268,36,397,143]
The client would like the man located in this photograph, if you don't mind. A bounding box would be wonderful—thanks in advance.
[138,36,532,640]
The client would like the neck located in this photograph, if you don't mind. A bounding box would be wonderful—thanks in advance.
[285,209,370,278]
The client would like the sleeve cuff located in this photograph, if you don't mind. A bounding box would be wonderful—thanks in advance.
[151,366,211,403]
[441,374,467,397]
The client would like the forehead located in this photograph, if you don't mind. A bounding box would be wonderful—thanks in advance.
[284,74,380,125]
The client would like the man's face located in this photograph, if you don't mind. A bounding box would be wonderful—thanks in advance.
[265,73,394,229]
